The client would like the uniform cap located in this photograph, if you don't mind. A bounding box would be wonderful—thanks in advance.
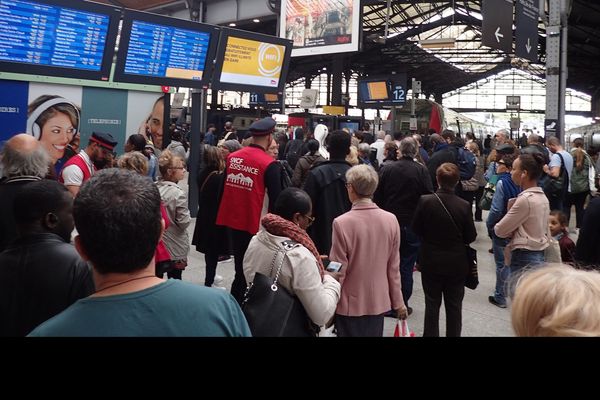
[90,131,117,151]
[248,117,276,137]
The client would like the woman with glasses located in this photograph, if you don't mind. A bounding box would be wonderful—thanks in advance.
[243,187,341,336]
[157,150,190,280]
[329,165,408,337]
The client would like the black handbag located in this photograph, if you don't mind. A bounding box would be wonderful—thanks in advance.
[543,153,566,199]
[241,240,317,337]
[434,194,478,290]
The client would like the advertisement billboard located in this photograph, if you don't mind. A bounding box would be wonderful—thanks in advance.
[212,28,292,94]
[280,0,360,57]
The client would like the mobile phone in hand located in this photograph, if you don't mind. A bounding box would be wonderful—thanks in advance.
[326,261,342,272]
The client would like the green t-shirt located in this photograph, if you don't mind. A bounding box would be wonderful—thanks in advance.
[28,280,251,337]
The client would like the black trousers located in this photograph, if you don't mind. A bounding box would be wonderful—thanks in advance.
[204,250,219,287]
[231,229,253,305]
[474,186,484,221]
[335,314,384,337]
[566,191,589,228]
[421,271,465,337]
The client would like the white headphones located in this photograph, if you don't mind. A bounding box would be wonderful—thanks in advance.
[27,97,80,140]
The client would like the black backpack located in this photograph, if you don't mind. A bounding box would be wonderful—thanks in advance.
[285,141,304,170]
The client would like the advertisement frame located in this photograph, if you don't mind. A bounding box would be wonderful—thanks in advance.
[211,28,292,95]
[113,9,220,89]
[0,0,121,81]
[280,0,361,57]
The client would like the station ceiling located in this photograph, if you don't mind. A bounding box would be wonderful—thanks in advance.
[96,0,600,98]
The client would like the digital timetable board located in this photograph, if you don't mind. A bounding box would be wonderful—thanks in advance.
[212,28,292,94]
[114,9,220,89]
[0,0,120,80]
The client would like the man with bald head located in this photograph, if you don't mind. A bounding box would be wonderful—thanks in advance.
[0,134,51,252]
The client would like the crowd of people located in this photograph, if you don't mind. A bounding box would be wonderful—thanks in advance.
[1,113,600,337]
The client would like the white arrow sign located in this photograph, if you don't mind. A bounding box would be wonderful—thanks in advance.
[525,38,532,53]
[495,27,504,43]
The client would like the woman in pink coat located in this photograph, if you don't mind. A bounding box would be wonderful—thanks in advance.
[329,165,408,337]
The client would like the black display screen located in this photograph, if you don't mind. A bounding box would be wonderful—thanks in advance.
[114,9,220,89]
[0,0,120,80]
[357,74,407,108]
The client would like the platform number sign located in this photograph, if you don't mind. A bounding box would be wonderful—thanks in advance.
[392,84,406,103]
[249,93,260,104]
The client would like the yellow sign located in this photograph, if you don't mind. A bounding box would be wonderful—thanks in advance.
[221,37,285,87]
[323,105,345,115]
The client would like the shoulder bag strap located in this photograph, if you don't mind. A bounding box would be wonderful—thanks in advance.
[269,240,300,290]
[200,170,219,193]
[556,152,566,178]
[433,193,462,240]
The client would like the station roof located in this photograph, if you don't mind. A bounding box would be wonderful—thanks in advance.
[96,0,600,98]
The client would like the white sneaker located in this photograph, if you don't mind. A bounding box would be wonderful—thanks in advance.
[212,275,226,289]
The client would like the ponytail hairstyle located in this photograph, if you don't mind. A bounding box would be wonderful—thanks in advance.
[519,153,545,181]
[572,138,585,172]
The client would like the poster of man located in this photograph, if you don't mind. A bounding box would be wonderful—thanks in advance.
[281,0,359,57]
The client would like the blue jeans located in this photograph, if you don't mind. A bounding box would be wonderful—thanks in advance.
[491,236,509,305]
[400,225,420,306]
[508,249,544,297]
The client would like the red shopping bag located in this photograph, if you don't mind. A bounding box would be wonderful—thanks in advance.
[393,319,414,337]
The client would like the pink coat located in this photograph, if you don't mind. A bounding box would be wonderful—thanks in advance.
[329,201,404,316]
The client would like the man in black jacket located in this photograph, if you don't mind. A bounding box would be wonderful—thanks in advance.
[374,137,433,314]
[303,130,351,255]
[0,180,94,336]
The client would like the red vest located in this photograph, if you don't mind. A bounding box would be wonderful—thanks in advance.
[58,152,94,184]
[216,145,274,234]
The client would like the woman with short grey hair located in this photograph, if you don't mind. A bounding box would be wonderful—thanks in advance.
[329,164,407,336]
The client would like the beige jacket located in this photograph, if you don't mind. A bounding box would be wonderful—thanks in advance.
[494,187,550,253]
[243,229,340,326]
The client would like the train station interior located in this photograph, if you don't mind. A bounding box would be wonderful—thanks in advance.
[1,0,600,338]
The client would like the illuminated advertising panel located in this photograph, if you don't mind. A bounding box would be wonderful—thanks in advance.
[280,0,360,57]
[212,28,292,94]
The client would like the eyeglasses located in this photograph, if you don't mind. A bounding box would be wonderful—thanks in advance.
[497,161,506,166]
[304,214,315,226]
[170,166,186,170]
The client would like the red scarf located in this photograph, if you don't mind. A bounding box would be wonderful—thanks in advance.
[261,213,324,278]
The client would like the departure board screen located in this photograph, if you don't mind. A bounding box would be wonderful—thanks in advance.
[124,21,210,80]
[0,0,119,80]
[114,10,219,88]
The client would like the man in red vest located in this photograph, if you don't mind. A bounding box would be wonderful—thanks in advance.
[216,117,283,304]
[59,131,117,197]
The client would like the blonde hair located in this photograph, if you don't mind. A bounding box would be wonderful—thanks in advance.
[466,141,480,157]
[117,151,148,175]
[511,264,600,337]
[158,149,183,179]
[346,164,378,198]
[346,145,359,166]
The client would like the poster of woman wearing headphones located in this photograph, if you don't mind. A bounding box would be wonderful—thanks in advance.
[26,94,80,164]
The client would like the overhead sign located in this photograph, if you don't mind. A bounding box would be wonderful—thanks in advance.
[482,0,513,53]
[515,0,539,62]
[506,96,521,110]
[248,92,282,108]
[357,73,407,108]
